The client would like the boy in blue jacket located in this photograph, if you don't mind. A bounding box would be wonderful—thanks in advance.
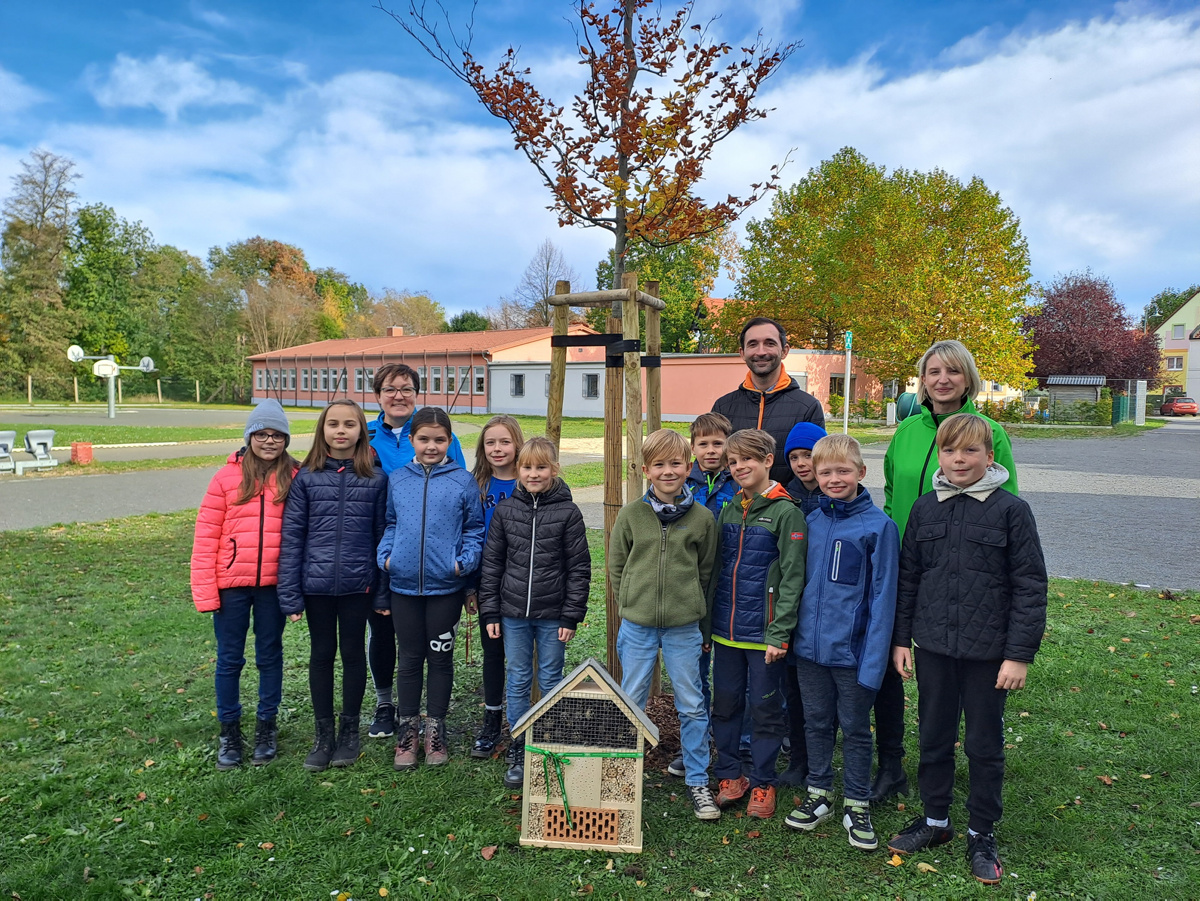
[685,412,737,515]
[783,434,899,852]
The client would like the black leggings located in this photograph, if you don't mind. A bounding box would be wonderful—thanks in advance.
[479,618,505,707]
[305,594,370,720]
[392,590,463,719]
[368,609,397,695]
[873,662,907,759]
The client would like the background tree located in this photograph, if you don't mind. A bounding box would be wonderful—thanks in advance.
[1142,284,1200,333]
[512,239,580,327]
[447,310,490,332]
[369,288,447,336]
[314,267,370,339]
[1026,271,1161,385]
[384,0,795,289]
[723,147,1034,387]
[484,296,532,330]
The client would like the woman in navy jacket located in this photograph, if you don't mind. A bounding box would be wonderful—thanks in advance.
[278,400,387,772]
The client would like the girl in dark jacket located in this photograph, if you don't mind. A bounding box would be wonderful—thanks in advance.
[479,437,591,789]
[278,399,387,772]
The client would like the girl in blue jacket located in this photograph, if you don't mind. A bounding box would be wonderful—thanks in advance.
[377,406,485,770]
[278,399,387,772]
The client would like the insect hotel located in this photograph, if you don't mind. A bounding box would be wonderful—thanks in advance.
[511,657,659,853]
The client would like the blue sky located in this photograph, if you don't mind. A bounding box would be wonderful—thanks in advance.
[1,1,1197,317]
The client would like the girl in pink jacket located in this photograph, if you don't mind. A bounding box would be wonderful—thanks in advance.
[191,400,298,770]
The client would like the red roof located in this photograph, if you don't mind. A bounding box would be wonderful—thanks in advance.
[247,325,597,361]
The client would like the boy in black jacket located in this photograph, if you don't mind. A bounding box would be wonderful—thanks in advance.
[888,414,1047,885]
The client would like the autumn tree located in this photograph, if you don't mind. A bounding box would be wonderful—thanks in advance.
[484,295,532,330]
[315,267,370,339]
[209,237,322,354]
[382,0,795,288]
[1026,271,1161,385]
[369,288,447,336]
[447,310,490,332]
[1142,283,1200,333]
[725,147,1034,386]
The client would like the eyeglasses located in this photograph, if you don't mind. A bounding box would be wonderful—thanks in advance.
[381,386,417,398]
[251,432,287,443]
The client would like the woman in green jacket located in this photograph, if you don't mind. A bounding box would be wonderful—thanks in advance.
[870,339,1019,803]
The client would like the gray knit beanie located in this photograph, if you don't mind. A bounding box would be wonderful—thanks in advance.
[244,399,291,447]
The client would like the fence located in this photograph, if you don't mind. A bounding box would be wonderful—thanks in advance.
[0,373,251,405]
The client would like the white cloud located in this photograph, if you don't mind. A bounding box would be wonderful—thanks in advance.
[88,54,258,121]
[0,66,45,118]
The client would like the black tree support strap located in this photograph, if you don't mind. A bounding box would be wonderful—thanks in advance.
[549,333,655,367]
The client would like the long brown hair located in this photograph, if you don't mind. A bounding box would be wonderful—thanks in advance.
[472,414,525,494]
[303,399,375,478]
[236,441,297,505]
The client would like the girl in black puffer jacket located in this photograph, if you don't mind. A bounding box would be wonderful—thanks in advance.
[479,437,591,788]
[278,400,387,772]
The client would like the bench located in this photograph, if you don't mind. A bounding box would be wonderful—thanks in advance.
[16,429,59,475]
[0,430,14,474]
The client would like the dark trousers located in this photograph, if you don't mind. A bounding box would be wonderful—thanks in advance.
[872,663,907,759]
[367,608,397,699]
[212,586,284,723]
[305,594,370,720]
[479,618,505,708]
[392,590,463,719]
[783,661,808,775]
[795,659,876,801]
[712,643,787,787]
[914,648,1008,833]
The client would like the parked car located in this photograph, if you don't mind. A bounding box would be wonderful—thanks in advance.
[1160,396,1198,416]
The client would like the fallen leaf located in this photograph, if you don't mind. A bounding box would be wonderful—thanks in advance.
[1069,686,1081,693]
[364,816,372,825]
[916,862,938,873]
[1121,638,1131,643]
[896,802,906,811]
[258,842,274,850]
[144,759,155,767]
[446,833,455,841]
[746,830,761,838]
[888,854,903,867]
[343,829,354,836]
[1097,775,1114,786]
[577,886,594,895]
[1141,774,1153,779]
[196,814,207,821]
[480,845,497,860]
[136,792,147,802]
[193,866,203,874]
[416,876,431,885]
[274,811,285,821]
[605,858,615,871]
[379,889,389,897]
[721,836,730,845]
[1099,722,1108,730]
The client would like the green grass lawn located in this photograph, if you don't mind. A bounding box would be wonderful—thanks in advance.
[1,515,1197,899]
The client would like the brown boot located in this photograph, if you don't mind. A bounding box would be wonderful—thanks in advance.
[424,716,448,766]
[393,716,420,771]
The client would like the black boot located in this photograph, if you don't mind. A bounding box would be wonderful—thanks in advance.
[471,708,503,759]
[504,737,525,789]
[217,720,243,770]
[869,754,909,803]
[331,715,361,768]
[252,717,278,766]
[304,718,336,772]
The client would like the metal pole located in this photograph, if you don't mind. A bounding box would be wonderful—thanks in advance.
[74,376,79,404]
[27,374,32,405]
[195,379,200,404]
[157,378,163,403]
[107,355,117,419]
[842,332,852,434]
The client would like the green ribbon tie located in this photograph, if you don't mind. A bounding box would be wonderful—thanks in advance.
[524,745,643,833]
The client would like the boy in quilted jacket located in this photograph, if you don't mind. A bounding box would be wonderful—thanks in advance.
[190,400,298,770]
[888,414,1047,885]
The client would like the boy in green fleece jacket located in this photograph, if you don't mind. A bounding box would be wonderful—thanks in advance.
[609,429,721,820]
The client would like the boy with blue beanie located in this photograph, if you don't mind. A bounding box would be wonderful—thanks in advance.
[784,421,827,516]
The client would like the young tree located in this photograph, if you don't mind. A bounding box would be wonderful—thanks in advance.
[484,295,532,330]
[513,239,580,327]
[1026,271,1161,384]
[382,0,795,288]
[446,310,490,332]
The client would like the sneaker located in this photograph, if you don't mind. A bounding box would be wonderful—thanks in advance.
[369,703,396,739]
[687,784,720,820]
[667,755,686,777]
[746,784,776,819]
[424,716,448,766]
[716,775,749,808]
[471,708,503,759]
[393,716,420,771]
[784,787,834,831]
[843,801,878,851]
[967,832,1003,885]
[887,816,955,855]
[504,741,525,789]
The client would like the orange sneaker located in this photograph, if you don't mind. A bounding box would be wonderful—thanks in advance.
[716,775,750,808]
[747,784,777,819]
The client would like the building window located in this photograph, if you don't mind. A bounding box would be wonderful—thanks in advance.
[583,373,599,399]
[417,367,426,393]
[545,373,551,397]
[271,368,280,388]
[355,368,363,392]
[474,367,485,394]
[992,382,1001,392]
[460,366,470,394]
[510,373,525,397]
[431,366,442,393]
[1173,324,1185,339]
[256,369,264,390]
[288,368,296,390]
[302,369,310,391]
[365,368,375,392]
[1167,356,1184,371]
[446,367,456,395]
[320,368,329,391]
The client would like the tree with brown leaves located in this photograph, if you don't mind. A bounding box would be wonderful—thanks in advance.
[379,0,796,287]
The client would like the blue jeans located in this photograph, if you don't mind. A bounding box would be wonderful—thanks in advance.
[213,586,285,723]
[712,642,787,787]
[794,658,876,802]
[617,621,710,788]
[502,618,566,727]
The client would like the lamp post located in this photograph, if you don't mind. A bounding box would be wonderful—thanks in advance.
[67,345,156,419]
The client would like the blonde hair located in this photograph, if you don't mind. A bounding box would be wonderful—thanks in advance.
[472,414,525,493]
[642,429,691,467]
[517,436,560,475]
[724,428,775,462]
[936,413,994,452]
[689,412,732,442]
[811,434,864,470]
[916,340,983,405]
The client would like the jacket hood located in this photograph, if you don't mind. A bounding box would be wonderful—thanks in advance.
[932,462,1010,500]
[513,477,573,505]
[227,448,244,464]
[817,486,876,518]
[402,456,461,477]
[735,481,792,510]
[740,367,795,396]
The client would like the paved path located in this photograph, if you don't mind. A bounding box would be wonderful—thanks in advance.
[2,420,1197,590]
